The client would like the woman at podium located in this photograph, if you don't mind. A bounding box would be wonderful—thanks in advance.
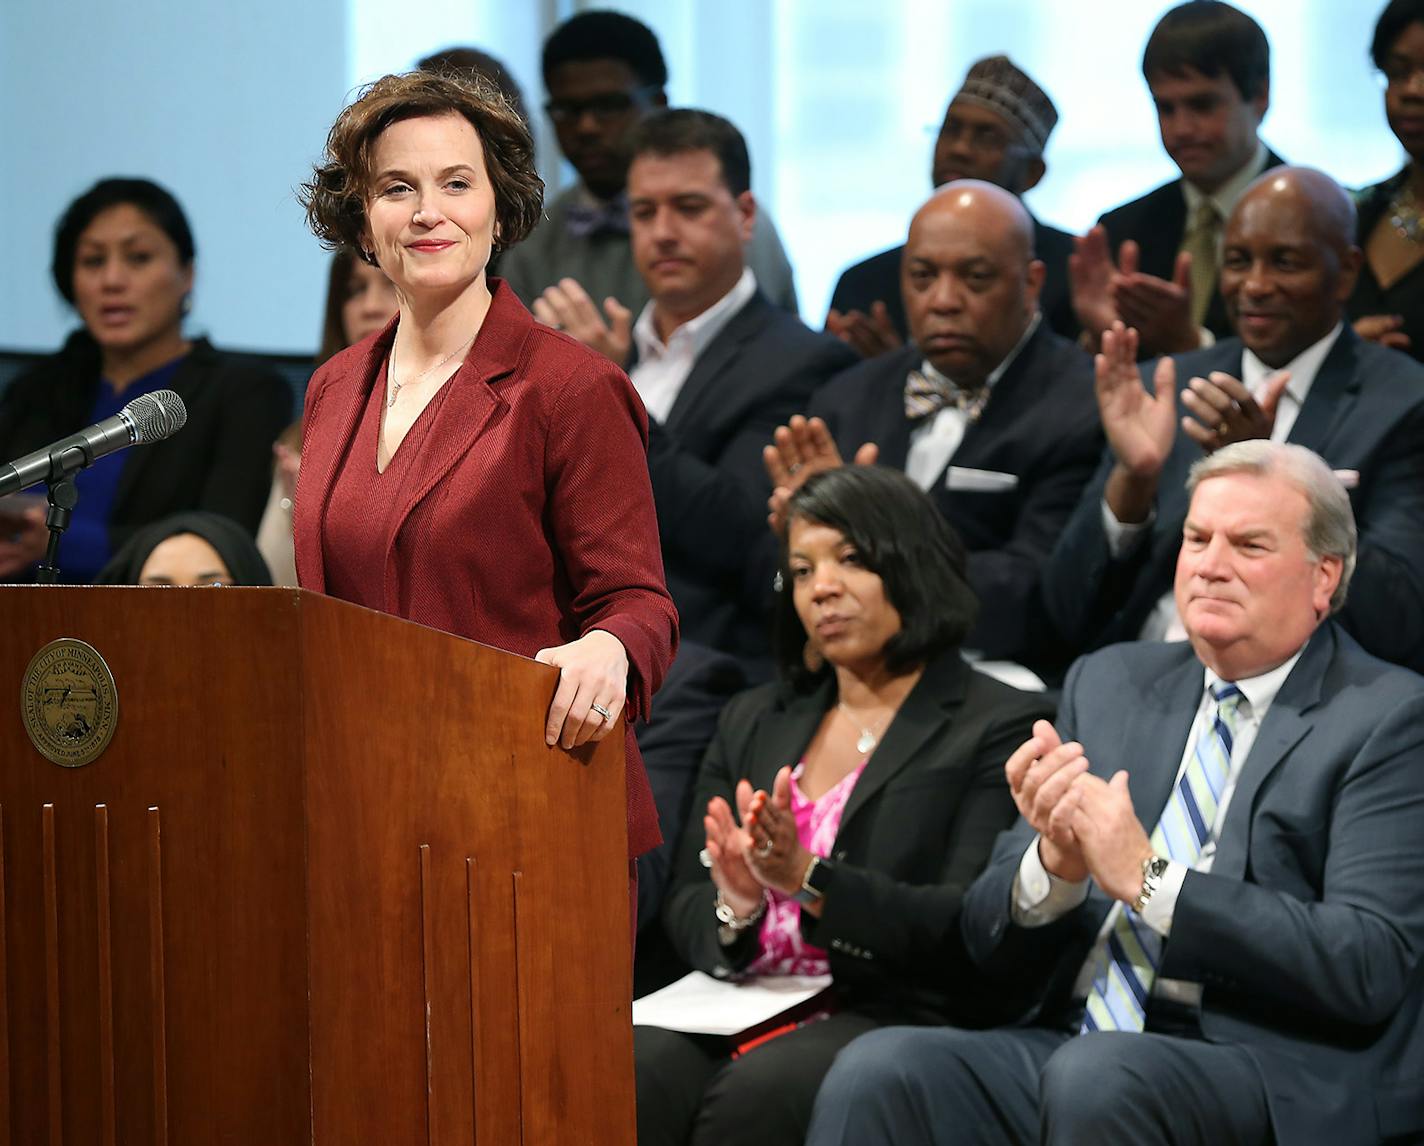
[295,71,678,864]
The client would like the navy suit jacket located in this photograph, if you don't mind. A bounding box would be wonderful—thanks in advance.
[827,213,1078,342]
[1042,329,1424,672]
[647,291,856,669]
[961,627,1424,1142]
[1097,148,1285,340]
[810,324,1101,665]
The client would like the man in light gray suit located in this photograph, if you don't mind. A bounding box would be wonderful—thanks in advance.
[807,440,1424,1145]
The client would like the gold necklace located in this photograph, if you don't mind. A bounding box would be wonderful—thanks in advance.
[387,334,474,409]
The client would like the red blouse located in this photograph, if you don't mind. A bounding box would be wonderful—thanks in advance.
[294,281,679,857]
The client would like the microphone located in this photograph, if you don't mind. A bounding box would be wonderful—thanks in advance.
[0,389,188,497]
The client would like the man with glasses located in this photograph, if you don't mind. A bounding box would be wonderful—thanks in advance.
[500,10,798,330]
[826,55,1077,359]
[1071,1,1283,358]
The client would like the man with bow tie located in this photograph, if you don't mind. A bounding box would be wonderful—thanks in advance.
[768,182,1101,669]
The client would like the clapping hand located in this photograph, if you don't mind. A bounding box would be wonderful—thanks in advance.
[826,301,903,359]
[1179,369,1291,453]
[703,780,765,918]
[531,277,633,365]
[1113,247,1200,357]
[744,766,815,898]
[763,415,879,534]
[1004,720,1089,882]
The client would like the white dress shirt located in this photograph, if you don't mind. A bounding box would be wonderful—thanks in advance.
[1103,322,1345,640]
[629,268,758,423]
[1012,649,1302,1006]
[904,312,1041,490]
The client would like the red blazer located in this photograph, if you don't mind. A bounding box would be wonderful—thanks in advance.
[294,280,678,857]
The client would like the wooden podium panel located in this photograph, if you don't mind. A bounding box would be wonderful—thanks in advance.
[0,586,635,1144]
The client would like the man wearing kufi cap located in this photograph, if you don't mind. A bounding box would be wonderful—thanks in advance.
[827,55,1077,357]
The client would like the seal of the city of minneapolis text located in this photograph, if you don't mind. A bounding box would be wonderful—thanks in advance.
[21,638,118,767]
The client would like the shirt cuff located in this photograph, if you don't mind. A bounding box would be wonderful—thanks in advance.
[1011,836,1091,927]
[1101,498,1155,560]
[1138,860,1187,937]
[1197,325,1216,349]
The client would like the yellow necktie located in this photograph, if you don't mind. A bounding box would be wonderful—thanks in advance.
[1181,201,1221,328]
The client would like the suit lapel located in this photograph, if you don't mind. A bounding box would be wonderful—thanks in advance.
[941,323,1043,474]
[752,679,836,791]
[838,653,971,833]
[1132,651,1207,828]
[293,323,394,593]
[1282,329,1360,456]
[663,293,771,436]
[1210,628,1330,878]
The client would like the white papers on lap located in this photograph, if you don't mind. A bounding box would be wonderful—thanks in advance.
[631,971,832,1036]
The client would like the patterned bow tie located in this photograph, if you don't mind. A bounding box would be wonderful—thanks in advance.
[565,194,632,239]
[904,369,990,423]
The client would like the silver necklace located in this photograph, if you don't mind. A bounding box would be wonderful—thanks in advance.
[387,334,474,409]
[838,702,889,755]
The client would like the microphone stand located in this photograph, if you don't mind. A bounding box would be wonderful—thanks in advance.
[34,451,82,585]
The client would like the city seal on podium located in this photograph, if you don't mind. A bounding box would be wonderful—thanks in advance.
[21,638,119,768]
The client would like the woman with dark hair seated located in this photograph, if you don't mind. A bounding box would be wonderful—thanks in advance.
[96,510,273,586]
[0,178,291,582]
[636,466,1053,1146]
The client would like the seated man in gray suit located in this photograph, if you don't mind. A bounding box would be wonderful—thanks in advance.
[1044,166,1424,673]
[768,183,1101,668]
[545,109,854,669]
[808,440,1424,1145]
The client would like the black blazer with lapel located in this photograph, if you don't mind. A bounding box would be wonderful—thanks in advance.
[661,652,1053,1025]
[961,627,1424,1143]
[0,333,292,561]
[1098,148,1285,340]
[809,324,1102,664]
[647,290,856,665]
[1042,329,1424,671]
[826,213,1079,343]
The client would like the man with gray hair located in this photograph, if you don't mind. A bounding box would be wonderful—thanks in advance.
[808,438,1424,1145]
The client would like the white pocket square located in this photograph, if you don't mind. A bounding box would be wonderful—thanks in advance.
[946,466,1018,492]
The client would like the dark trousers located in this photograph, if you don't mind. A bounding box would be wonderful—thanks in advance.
[635,1011,882,1146]
[805,1025,1272,1146]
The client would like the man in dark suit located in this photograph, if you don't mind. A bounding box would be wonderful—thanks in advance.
[1072,1,1282,358]
[541,109,855,668]
[1044,166,1424,673]
[771,183,1100,667]
[808,440,1424,1145]
[826,55,1077,356]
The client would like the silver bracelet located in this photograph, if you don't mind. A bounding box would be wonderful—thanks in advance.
[714,889,767,942]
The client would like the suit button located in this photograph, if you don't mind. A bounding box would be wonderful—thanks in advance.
[834,850,848,861]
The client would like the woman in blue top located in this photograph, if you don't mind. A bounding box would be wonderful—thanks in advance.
[0,178,290,581]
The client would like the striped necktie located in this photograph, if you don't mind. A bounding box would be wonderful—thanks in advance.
[1080,683,1243,1033]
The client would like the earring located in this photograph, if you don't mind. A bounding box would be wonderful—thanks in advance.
[181,294,193,316]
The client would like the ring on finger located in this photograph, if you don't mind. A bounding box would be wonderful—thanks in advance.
[698,847,713,869]
[787,462,802,476]
[756,839,774,858]
[591,702,612,721]
[1216,421,1228,435]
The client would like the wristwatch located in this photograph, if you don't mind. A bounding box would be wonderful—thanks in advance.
[1133,854,1171,913]
[795,855,835,907]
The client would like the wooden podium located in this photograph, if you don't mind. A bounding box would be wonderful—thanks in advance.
[0,586,635,1144]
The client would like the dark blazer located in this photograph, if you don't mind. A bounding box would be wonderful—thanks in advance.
[1042,328,1424,672]
[661,652,1052,1025]
[294,281,679,857]
[1350,168,1424,363]
[826,213,1079,343]
[810,324,1102,665]
[647,291,856,668]
[961,626,1424,1143]
[1097,148,1285,340]
[0,334,290,552]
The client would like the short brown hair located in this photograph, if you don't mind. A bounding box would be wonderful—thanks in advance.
[300,71,543,263]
